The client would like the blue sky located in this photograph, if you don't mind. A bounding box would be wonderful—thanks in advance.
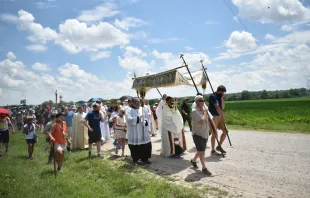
[0,0,310,105]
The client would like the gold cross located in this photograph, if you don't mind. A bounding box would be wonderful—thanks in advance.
[172,98,179,111]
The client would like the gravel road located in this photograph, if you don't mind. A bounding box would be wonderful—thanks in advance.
[102,129,310,198]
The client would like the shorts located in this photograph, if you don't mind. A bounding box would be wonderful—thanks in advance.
[213,116,225,131]
[0,130,9,143]
[55,144,66,151]
[26,139,35,145]
[193,134,208,152]
[88,130,102,144]
[109,122,113,128]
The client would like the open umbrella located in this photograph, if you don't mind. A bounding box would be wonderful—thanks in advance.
[88,98,104,103]
[0,108,11,115]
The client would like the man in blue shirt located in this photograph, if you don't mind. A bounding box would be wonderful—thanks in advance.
[208,85,227,155]
[64,106,75,154]
[84,103,105,158]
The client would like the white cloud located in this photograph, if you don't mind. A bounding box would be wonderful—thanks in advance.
[7,52,16,60]
[3,10,130,55]
[204,20,220,25]
[90,51,111,61]
[184,46,194,51]
[17,10,58,44]
[225,31,257,53]
[35,0,57,9]
[32,62,51,72]
[153,50,212,70]
[77,2,119,22]
[148,37,185,44]
[281,24,293,32]
[264,34,276,41]
[232,0,310,24]
[118,46,150,76]
[56,19,129,53]
[0,54,136,105]
[26,44,47,52]
[115,17,147,31]
[0,13,18,23]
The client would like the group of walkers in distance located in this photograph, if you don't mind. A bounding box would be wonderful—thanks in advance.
[0,85,228,175]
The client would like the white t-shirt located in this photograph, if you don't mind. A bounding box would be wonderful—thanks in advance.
[24,123,36,139]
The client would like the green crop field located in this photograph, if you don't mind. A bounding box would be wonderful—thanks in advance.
[223,97,310,133]
[0,133,226,198]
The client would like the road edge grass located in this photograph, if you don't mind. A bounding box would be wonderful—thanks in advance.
[0,132,228,198]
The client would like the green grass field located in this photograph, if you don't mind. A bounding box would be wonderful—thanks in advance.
[0,133,227,198]
[223,97,310,133]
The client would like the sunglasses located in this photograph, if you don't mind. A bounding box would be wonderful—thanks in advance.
[198,99,205,102]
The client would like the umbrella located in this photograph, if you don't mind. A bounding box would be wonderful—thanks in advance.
[0,108,11,115]
[88,98,104,103]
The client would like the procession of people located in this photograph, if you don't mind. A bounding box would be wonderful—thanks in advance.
[0,85,228,175]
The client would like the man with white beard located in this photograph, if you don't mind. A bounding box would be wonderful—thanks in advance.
[156,95,186,157]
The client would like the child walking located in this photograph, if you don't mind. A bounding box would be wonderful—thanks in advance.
[115,109,127,157]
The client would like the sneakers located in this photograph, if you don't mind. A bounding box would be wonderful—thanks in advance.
[29,157,34,160]
[68,151,72,155]
[216,146,226,154]
[57,167,63,173]
[211,150,222,156]
[97,153,104,159]
[190,160,198,169]
[88,151,92,157]
[202,168,212,176]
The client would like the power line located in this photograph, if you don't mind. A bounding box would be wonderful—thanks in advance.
[222,0,286,77]
[283,0,309,78]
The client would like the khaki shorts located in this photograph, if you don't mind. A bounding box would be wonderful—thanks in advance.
[213,116,225,131]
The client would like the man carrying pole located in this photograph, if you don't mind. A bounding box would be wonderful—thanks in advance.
[200,60,232,151]
[208,85,228,155]
[180,54,225,158]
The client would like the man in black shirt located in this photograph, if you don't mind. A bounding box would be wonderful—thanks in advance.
[208,85,227,155]
[181,98,192,131]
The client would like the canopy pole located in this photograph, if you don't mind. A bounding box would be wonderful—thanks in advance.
[200,60,232,147]
[156,88,163,98]
[180,54,200,94]
[180,54,225,158]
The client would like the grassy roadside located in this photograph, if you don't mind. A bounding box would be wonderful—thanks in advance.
[0,132,227,198]
[224,98,309,133]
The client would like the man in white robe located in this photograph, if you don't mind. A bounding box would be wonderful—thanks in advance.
[156,95,186,157]
[126,97,152,165]
[72,106,88,149]
[100,107,110,142]
[144,99,152,135]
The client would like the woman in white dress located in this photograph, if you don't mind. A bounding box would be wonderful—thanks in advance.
[115,109,127,156]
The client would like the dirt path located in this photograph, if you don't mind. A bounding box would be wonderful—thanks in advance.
[102,129,310,198]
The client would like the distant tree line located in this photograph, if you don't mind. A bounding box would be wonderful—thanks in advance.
[225,88,309,101]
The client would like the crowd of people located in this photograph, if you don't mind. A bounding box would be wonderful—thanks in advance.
[0,85,228,176]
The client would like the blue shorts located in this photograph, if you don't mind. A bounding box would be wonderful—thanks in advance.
[0,130,9,143]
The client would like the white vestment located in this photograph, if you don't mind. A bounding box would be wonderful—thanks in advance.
[126,106,151,145]
[100,111,110,142]
[72,112,88,149]
[144,104,152,134]
[156,100,186,157]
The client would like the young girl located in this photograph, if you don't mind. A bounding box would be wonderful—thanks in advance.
[115,109,127,157]
[49,113,67,173]
[23,117,36,160]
